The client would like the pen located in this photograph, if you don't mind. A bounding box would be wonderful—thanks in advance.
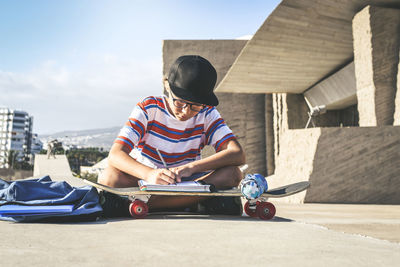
[156,148,176,184]
[156,148,168,169]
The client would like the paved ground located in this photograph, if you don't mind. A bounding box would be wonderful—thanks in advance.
[32,155,86,187]
[276,203,400,243]
[1,202,399,266]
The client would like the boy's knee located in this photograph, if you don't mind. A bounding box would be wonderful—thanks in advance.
[98,166,122,187]
[223,165,243,187]
[99,166,140,188]
[232,166,243,186]
[97,168,112,186]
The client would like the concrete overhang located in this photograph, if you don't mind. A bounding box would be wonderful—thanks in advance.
[304,61,357,110]
[216,0,400,94]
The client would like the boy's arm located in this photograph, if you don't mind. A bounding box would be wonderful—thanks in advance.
[108,143,178,184]
[171,139,246,179]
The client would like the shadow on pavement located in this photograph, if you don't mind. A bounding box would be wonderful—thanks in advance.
[13,214,293,225]
[134,213,293,222]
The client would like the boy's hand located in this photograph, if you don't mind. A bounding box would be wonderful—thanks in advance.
[147,169,178,185]
[171,164,195,181]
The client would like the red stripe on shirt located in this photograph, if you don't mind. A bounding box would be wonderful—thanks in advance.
[215,134,236,152]
[148,120,204,140]
[126,118,146,137]
[114,136,135,152]
[205,118,224,144]
[139,144,200,163]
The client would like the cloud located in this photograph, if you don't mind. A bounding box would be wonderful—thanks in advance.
[0,55,163,134]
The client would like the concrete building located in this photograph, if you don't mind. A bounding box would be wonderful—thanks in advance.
[30,133,43,155]
[163,39,269,176]
[163,0,400,204]
[0,107,40,168]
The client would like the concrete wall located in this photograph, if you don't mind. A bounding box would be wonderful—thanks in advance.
[273,93,358,131]
[269,126,400,204]
[353,6,400,126]
[270,93,359,173]
[0,169,33,181]
[394,50,400,125]
[217,93,266,175]
[33,154,73,178]
[163,40,248,86]
[271,94,310,163]
[160,5,400,204]
[265,94,275,175]
[162,40,267,175]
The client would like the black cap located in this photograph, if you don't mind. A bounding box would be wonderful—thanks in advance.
[168,55,218,106]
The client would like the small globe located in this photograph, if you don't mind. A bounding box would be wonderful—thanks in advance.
[240,173,268,199]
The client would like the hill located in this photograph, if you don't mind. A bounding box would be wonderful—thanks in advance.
[40,126,121,151]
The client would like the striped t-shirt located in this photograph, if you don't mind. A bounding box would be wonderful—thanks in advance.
[115,95,236,169]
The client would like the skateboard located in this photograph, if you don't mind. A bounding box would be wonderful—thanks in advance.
[84,179,310,220]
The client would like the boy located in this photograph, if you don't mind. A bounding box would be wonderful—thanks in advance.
[99,55,245,216]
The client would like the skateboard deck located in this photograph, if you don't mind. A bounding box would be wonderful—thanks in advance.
[84,179,310,220]
[84,179,309,198]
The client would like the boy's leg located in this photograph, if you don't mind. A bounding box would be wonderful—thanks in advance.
[148,166,242,210]
[99,165,243,211]
[195,165,242,189]
[194,166,243,215]
[98,165,204,210]
[99,165,242,188]
[98,165,140,188]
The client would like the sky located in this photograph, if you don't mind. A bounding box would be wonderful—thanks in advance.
[0,0,280,135]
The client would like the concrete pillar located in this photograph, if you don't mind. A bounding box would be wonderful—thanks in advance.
[394,51,400,126]
[286,94,310,129]
[265,94,275,175]
[271,93,309,167]
[353,6,400,126]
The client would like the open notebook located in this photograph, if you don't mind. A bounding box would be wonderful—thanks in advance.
[138,180,213,192]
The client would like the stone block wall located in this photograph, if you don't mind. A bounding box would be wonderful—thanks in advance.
[271,94,310,165]
[163,40,248,86]
[162,40,267,175]
[265,94,274,175]
[395,50,400,126]
[0,169,33,181]
[353,6,400,126]
[269,126,400,204]
[267,128,321,203]
[217,93,266,175]
[269,93,359,174]
[266,5,400,204]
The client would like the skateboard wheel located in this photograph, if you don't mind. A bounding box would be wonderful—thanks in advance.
[129,200,148,219]
[244,201,258,217]
[256,202,276,220]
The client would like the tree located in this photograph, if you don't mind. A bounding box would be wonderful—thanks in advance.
[6,150,18,169]
[65,147,108,175]
[6,150,33,170]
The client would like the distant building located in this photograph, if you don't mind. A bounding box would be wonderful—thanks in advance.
[0,107,41,168]
[31,133,43,155]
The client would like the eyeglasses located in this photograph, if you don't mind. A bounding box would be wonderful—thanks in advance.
[172,98,205,112]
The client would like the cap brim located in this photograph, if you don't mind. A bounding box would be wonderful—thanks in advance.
[170,85,219,106]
